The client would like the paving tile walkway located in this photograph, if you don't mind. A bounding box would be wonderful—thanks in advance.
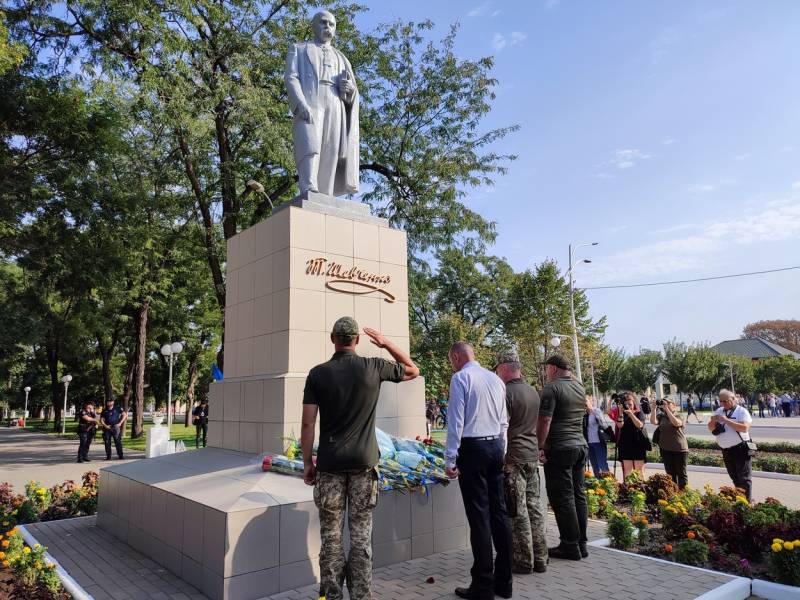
[26,514,736,600]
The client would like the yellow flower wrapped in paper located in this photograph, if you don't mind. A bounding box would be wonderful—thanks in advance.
[772,543,783,553]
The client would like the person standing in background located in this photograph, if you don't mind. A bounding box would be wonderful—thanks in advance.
[76,401,98,463]
[99,398,126,460]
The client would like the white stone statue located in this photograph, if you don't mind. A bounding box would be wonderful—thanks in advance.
[285,10,359,197]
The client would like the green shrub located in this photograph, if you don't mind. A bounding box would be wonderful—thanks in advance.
[769,539,800,586]
[607,511,634,550]
[673,539,709,566]
[753,456,800,475]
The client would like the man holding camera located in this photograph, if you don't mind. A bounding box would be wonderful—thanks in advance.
[709,389,754,501]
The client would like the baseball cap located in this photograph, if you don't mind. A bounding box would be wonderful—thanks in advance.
[331,316,359,336]
[544,355,570,370]
[493,349,520,370]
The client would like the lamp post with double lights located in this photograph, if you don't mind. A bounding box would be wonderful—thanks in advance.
[23,386,31,426]
[160,341,184,430]
[567,242,598,382]
[61,375,72,435]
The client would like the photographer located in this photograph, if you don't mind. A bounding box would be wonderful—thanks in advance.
[709,389,754,501]
[650,397,688,489]
[613,391,648,479]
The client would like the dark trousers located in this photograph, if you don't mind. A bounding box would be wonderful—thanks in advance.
[660,449,688,489]
[587,442,609,477]
[196,423,208,448]
[782,403,791,418]
[758,406,765,418]
[722,443,752,501]
[456,438,512,597]
[77,429,95,460]
[103,426,124,459]
[543,446,589,550]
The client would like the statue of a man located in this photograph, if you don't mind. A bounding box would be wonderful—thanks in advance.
[285,10,359,197]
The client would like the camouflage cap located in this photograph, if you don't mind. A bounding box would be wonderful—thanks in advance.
[331,316,359,336]
[493,349,521,370]
[544,354,571,370]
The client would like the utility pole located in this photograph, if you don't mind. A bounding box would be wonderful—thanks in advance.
[568,243,582,382]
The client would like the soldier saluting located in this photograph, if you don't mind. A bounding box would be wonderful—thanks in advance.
[301,317,419,600]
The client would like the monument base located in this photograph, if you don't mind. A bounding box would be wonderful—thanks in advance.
[97,448,467,600]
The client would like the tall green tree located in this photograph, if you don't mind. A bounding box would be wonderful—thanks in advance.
[622,349,662,393]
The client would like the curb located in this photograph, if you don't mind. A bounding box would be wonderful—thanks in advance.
[19,523,95,600]
[608,460,800,482]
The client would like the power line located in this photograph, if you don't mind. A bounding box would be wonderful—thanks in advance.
[580,265,800,290]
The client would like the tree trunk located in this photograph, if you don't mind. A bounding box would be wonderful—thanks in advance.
[184,351,199,427]
[131,299,150,438]
[99,341,114,405]
[46,342,61,432]
[122,354,135,412]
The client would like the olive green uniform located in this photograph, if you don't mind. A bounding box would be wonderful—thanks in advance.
[303,350,405,600]
[504,378,547,572]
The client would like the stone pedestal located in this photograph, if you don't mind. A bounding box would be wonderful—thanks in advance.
[210,192,426,453]
[96,196,455,600]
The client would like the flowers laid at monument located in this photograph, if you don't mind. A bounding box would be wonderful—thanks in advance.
[262,429,450,491]
[583,471,800,587]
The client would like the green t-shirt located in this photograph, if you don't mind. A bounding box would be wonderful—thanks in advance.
[303,350,405,472]
[539,376,588,450]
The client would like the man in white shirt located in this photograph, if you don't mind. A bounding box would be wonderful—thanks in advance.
[709,389,753,501]
[445,342,512,600]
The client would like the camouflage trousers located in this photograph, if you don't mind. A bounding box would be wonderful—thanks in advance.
[508,461,548,571]
[314,468,379,600]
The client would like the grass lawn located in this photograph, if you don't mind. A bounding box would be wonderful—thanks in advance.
[23,418,200,452]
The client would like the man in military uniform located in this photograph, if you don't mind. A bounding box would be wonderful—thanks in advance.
[76,401,99,463]
[537,355,589,561]
[192,399,209,448]
[301,317,419,600]
[99,398,126,460]
[494,350,547,574]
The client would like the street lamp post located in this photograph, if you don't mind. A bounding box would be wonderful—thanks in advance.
[161,341,184,431]
[568,242,598,382]
[61,375,72,435]
[23,386,31,426]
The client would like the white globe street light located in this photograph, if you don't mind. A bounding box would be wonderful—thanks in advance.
[23,386,31,426]
[549,336,562,348]
[61,374,73,435]
[161,341,184,431]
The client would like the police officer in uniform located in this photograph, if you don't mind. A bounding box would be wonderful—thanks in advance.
[76,401,99,463]
[100,398,126,460]
[494,349,548,575]
[192,399,209,448]
[301,317,419,600]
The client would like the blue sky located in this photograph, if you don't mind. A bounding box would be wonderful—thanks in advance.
[356,1,800,353]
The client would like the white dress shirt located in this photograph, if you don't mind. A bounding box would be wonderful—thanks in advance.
[445,361,508,468]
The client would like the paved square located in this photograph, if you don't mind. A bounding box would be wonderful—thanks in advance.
[26,513,736,600]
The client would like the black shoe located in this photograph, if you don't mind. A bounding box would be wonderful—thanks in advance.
[76,458,83,463]
[579,543,589,558]
[105,456,112,461]
[82,457,91,462]
[534,562,547,573]
[118,455,124,460]
[494,586,512,599]
[548,545,581,561]
[455,587,492,600]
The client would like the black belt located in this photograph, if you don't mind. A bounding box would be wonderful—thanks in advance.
[463,435,500,441]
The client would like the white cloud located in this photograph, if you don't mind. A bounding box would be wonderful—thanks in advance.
[733,153,751,161]
[792,181,800,189]
[581,198,800,286]
[491,9,502,17]
[468,2,492,17]
[661,136,677,145]
[609,149,652,170]
[492,31,527,51]
[688,184,716,193]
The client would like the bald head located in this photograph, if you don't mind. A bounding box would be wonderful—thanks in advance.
[448,342,474,373]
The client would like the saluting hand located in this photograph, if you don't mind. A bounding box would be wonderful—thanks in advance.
[363,327,388,349]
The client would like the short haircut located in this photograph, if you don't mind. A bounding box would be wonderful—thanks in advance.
[449,341,474,357]
[334,334,357,345]
[719,389,735,401]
